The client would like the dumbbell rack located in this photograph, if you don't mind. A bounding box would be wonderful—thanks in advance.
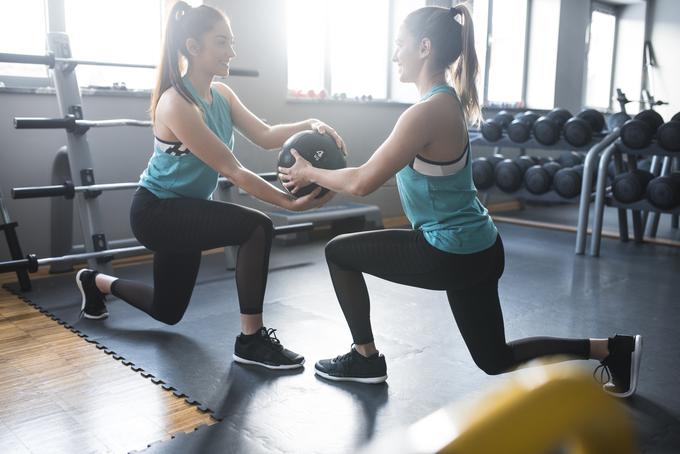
[579,138,679,256]
[469,130,603,206]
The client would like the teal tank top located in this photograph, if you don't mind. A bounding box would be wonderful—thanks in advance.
[395,84,498,254]
[139,77,235,199]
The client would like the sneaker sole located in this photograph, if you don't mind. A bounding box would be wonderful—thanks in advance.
[315,368,387,384]
[76,269,109,320]
[232,354,304,370]
[606,334,643,398]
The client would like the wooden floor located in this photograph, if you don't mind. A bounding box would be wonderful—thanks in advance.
[0,284,216,454]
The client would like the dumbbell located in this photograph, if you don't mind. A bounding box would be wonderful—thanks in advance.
[646,173,680,210]
[507,111,540,143]
[524,161,563,195]
[553,164,587,198]
[481,111,514,142]
[495,156,536,192]
[607,112,631,131]
[620,109,665,149]
[532,108,572,146]
[612,169,654,203]
[557,151,585,168]
[472,154,504,190]
[563,109,605,147]
[656,120,680,152]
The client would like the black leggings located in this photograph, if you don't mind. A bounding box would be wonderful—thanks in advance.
[325,229,590,375]
[109,187,273,325]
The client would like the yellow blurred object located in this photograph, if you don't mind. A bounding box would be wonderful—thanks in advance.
[362,362,637,454]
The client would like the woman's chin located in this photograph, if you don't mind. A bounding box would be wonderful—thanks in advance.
[215,67,230,77]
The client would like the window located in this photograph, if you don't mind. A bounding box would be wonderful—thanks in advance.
[485,0,528,106]
[472,0,561,109]
[64,0,162,89]
[526,0,561,109]
[0,0,48,79]
[286,0,425,103]
[585,7,617,109]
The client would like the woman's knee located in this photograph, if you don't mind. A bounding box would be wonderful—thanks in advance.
[154,309,186,326]
[324,233,353,264]
[470,348,512,376]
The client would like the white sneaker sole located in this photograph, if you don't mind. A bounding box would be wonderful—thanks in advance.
[76,269,108,320]
[606,334,643,398]
[315,368,387,384]
[232,354,304,370]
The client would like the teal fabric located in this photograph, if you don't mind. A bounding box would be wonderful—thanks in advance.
[139,77,235,199]
[395,84,497,254]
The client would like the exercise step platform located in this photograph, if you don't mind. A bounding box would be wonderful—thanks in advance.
[268,202,383,243]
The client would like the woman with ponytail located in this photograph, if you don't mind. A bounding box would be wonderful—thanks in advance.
[75,1,344,370]
[280,4,641,396]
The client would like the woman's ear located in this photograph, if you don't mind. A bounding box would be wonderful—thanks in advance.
[419,37,432,58]
[186,38,201,56]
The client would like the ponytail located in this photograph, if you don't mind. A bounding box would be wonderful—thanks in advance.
[450,4,481,126]
[149,1,227,123]
[403,3,481,126]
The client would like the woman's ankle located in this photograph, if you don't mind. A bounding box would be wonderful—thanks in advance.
[355,342,378,358]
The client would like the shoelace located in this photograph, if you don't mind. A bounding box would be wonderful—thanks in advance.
[261,327,283,349]
[593,361,612,385]
[331,348,358,373]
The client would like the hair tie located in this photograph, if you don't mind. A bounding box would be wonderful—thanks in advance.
[175,7,187,22]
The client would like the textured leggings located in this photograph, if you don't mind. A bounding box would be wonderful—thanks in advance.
[110,187,273,325]
[324,229,590,375]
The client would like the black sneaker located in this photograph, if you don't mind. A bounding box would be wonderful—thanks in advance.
[232,327,304,370]
[315,346,387,384]
[76,268,109,320]
[594,334,642,398]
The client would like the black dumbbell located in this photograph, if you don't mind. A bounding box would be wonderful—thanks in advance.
[647,173,680,210]
[472,154,504,190]
[620,109,665,149]
[507,111,540,143]
[672,112,680,123]
[524,161,563,195]
[532,108,572,146]
[612,169,655,203]
[481,111,514,142]
[554,164,587,198]
[607,112,631,131]
[557,151,585,168]
[563,109,605,147]
[656,121,680,152]
[495,156,535,192]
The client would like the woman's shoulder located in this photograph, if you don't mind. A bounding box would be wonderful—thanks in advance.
[211,81,235,103]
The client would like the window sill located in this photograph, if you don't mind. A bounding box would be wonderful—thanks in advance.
[285,97,413,108]
[0,85,151,98]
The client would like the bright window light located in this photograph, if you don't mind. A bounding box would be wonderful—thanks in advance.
[585,9,616,109]
[526,0,561,109]
[286,0,327,94]
[64,0,162,89]
[472,0,489,105]
[286,0,424,101]
[0,0,48,78]
[486,0,528,106]
[329,0,389,99]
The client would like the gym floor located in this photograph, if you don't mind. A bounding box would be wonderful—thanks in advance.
[1,217,679,453]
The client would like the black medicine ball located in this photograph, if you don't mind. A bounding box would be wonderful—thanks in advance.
[278,130,347,198]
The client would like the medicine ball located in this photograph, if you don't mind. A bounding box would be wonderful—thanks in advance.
[278,131,347,197]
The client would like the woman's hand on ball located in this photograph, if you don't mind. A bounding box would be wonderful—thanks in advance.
[310,120,347,155]
[287,187,335,211]
[278,149,312,195]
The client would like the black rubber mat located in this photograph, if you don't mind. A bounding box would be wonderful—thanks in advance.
[6,223,680,453]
